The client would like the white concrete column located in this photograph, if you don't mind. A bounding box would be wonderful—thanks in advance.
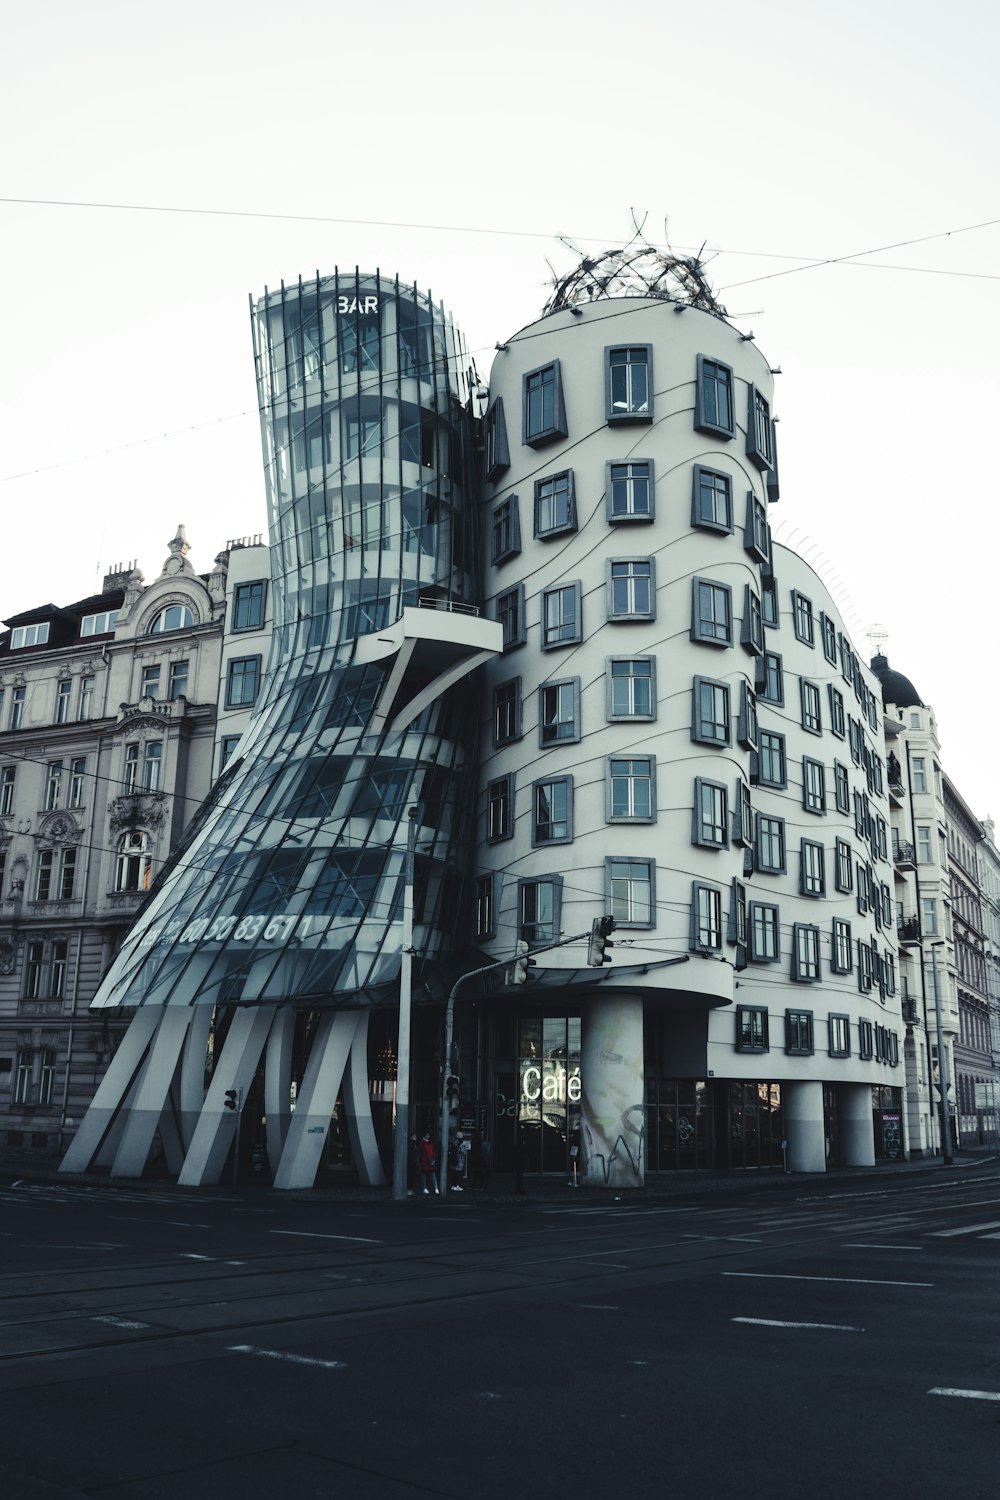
[838,1082,876,1166]
[177,1005,214,1151]
[177,1006,275,1186]
[272,1011,361,1190]
[783,1080,826,1173]
[59,1007,161,1173]
[580,992,645,1189]
[111,1007,193,1178]
[264,1006,297,1173]
[343,1010,387,1187]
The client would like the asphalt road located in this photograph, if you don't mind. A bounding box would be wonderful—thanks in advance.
[1,1165,999,1499]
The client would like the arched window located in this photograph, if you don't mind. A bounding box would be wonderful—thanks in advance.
[148,604,193,635]
[116,831,153,892]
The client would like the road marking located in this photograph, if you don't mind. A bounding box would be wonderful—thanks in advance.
[228,1344,345,1370]
[927,1220,1000,1237]
[845,1244,923,1251]
[165,1221,211,1229]
[575,1304,620,1310]
[733,1317,863,1332]
[722,1272,932,1287]
[179,1253,213,1260]
[93,1315,151,1330]
[929,1387,1000,1402]
[270,1230,381,1244]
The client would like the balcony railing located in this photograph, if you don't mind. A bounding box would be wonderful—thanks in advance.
[897,915,921,945]
[893,840,916,869]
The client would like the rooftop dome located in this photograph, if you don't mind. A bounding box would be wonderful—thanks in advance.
[870,653,923,710]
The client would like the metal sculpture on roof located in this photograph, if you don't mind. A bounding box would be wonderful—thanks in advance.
[542,217,727,318]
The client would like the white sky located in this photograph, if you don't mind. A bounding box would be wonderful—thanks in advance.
[2,0,997,816]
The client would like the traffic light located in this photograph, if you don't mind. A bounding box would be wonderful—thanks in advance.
[509,939,535,985]
[223,1088,241,1112]
[445,1075,461,1107]
[587,915,615,967]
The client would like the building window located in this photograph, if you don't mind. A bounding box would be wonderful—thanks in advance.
[491,496,521,564]
[608,757,655,822]
[608,657,655,721]
[912,756,927,793]
[835,839,853,893]
[226,655,261,709]
[493,679,521,745]
[123,743,139,793]
[800,679,822,735]
[519,876,561,943]
[0,765,15,815]
[484,397,510,481]
[607,460,653,522]
[140,664,161,699]
[749,902,780,962]
[761,577,779,628]
[802,757,826,814]
[541,583,581,649]
[916,825,932,863]
[534,471,576,539]
[801,839,825,897]
[10,686,25,731]
[832,919,853,974]
[737,1006,769,1052]
[692,677,731,747]
[693,778,728,848]
[757,730,786,789]
[50,939,68,999]
[834,762,850,815]
[691,882,723,952]
[539,679,580,745]
[792,591,814,646]
[792,924,821,982]
[496,583,525,651]
[532,777,573,845]
[785,1009,814,1054]
[828,686,845,739]
[79,676,94,720]
[607,858,654,927]
[744,494,770,564]
[828,1014,851,1057]
[522,362,567,448]
[56,679,72,724]
[475,875,495,939]
[692,466,733,533]
[139,742,160,792]
[218,735,241,774]
[695,355,734,438]
[746,385,774,470]
[760,651,783,706]
[857,941,873,993]
[168,660,189,701]
[232,580,267,632]
[922,896,937,935]
[729,879,748,948]
[11,622,50,649]
[44,761,63,810]
[606,345,652,422]
[80,609,118,637]
[13,1050,33,1104]
[58,848,77,899]
[487,776,513,842]
[859,1019,874,1059]
[35,848,74,901]
[733,777,753,846]
[741,587,764,655]
[25,941,45,998]
[608,559,655,620]
[148,604,193,634]
[116,831,154,892]
[821,613,837,664]
[691,578,732,646]
[756,814,786,875]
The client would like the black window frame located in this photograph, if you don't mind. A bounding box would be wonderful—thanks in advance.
[694,354,735,438]
[225,655,261,709]
[736,1005,769,1053]
[785,1008,815,1055]
[533,471,577,540]
[606,344,653,424]
[522,361,567,449]
[232,579,267,632]
[692,465,733,534]
[491,495,522,565]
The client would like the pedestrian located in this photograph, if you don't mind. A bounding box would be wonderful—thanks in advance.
[416,1131,439,1195]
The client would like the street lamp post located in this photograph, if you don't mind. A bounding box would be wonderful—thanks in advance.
[392,808,418,1202]
[930,941,953,1166]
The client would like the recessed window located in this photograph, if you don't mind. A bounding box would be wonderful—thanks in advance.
[492,496,521,565]
[743,493,770,564]
[802,757,826,814]
[695,355,734,438]
[475,875,495,939]
[835,838,853,893]
[607,657,656,721]
[45,761,62,810]
[757,730,787,789]
[606,345,652,423]
[493,678,521,746]
[232,580,267,632]
[608,559,655,621]
[601,753,654,823]
[539,678,580,746]
[0,766,15,815]
[759,651,783,706]
[519,876,562,942]
[691,677,731,747]
[749,902,780,962]
[541,582,582,649]
[762,576,779,628]
[116,831,153,893]
[834,762,850,815]
[148,604,194,635]
[800,679,822,735]
[78,676,94,720]
[691,578,732,646]
[736,1006,769,1053]
[140,664,161,700]
[859,1019,874,1058]
[792,591,814,646]
[218,735,241,774]
[534,471,576,539]
[80,610,118,637]
[831,920,853,975]
[10,686,25,731]
[857,941,873,993]
[142,742,162,792]
[746,385,774,471]
[828,685,845,738]
[496,583,525,651]
[484,397,510,481]
[785,1009,814,1054]
[829,1014,851,1057]
[523,362,567,448]
[692,466,733,533]
[168,660,189,701]
[607,460,653,522]
[606,857,654,928]
[532,777,573,845]
[226,655,261,708]
[55,679,72,725]
[801,839,825,897]
[792,925,821,983]
[691,882,723,952]
[693,778,728,848]
[756,813,785,875]
[820,612,837,664]
[741,586,764,656]
[487,775,513,842]
[10,622,50,649]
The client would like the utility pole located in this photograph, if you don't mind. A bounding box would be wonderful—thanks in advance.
[930,941,953,1166]
[392,808,418,1201]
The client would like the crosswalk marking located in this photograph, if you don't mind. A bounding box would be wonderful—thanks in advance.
[927,1220,1000,1238]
